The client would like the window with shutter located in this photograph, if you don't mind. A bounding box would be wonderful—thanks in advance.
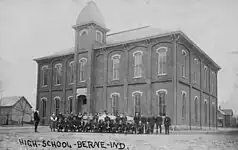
[41,66,48,86]
[156,47,167,76]
[111,93,120,116]
[182,92,187,120]
[111,54,120,80]
[181,50,186,77]
[41,98,47,117]
[54,97,61,116]
[133,51,143,78]
[156,89,167,116]
[68,61,74,84]
[194,96,198,122]
[79,58,87,82]
[204,100,208,125]
[54,63,62,85]
[132,91,143,115]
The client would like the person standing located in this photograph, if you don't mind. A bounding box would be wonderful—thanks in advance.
[50,112,57,132]
[155,114,163,134]
[34,110,40,132]
[164,115,171,134]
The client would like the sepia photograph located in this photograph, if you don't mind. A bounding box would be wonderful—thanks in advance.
[0,0,238,149]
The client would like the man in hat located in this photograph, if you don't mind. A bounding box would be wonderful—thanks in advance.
[34,109,40,132]
[164,114,171,134]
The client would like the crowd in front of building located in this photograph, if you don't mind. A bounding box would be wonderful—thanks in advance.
[48,111,172,135]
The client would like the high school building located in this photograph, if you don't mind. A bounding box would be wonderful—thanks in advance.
[34,1,221,128]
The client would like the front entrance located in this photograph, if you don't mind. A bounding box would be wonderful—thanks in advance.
[77,95,87,114]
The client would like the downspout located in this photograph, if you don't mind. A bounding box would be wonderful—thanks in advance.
[172,34,180,128]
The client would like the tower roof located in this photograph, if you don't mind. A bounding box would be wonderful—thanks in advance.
[76,1,106,29]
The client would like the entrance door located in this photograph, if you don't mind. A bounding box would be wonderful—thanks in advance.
[77,95,87,113]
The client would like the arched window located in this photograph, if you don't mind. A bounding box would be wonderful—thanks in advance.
[156,47,167,76]
[78,58,87,82]
[41,66,48,86]
[112,54,120,80]
[204,99,208,125]
[111,93,120,116]
[156,89,167,116]
[132,91,143,115]
[212,102,215,126]
[80,29,88,37]
[194,59,199,83]
[204,66,208,88]
[211,71,215,93]
[54,63,62,85]
[68,61,74,84]
[54,97,60,116]
[96,30,103,43]
[181,50,186,77]
[133,51,143,78]
[68,96,73,113]
[194,96,198,122]
[182,91,187,120]
[41,97,47,117]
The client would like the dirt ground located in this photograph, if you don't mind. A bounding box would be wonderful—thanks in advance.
[0,126,238,150]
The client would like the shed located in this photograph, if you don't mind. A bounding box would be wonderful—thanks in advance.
[0,96,33,125]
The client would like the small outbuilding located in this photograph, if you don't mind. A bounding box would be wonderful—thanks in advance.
[0,96,33,125]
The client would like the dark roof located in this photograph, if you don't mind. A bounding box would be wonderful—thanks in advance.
[33,26,221,70]
[0,96,33,108]
[222,109,234,116]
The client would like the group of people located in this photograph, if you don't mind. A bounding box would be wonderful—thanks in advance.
[49,111,172,135]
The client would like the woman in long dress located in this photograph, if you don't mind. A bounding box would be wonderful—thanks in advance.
[50,113,57,132]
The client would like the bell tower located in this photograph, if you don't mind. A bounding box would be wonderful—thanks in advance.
[72,1,109,114]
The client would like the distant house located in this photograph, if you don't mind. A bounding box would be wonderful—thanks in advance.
[222,109,234,127]
[217,107,225,127]
[0,96,33,125]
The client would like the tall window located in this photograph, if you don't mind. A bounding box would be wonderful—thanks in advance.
[211,71,215,93]
[54,97,60,116]
[133,51,143,78]
[194,96,198,122]
[156,90,167,116]
[41,66,48,86]
[212,102,215,126]
[111,93,120,116]
[41,98,47,117]
[204,66,208,88]
[194,59,199,83]
[181,50,187,77]
[112,54,120,80]
[68,61,74,84]
[68,96,73,113]
[54,63,62,85]
[80,29,88,37]
[132,91,142,115]
[182,92,186,120]
[96,30,103,43]
[204,100,208,125]
[157,47,167,76]
[79,58,87,82]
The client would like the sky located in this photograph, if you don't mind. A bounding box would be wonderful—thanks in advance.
[0,0,238,114]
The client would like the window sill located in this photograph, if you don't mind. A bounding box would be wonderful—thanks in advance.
[41,85,48,88]
[157,74,167,76]
[133,76,142,79]
[182,76,187,79]
[112,79,119,81]
[54,84,61,86]
[79,80,86,83]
